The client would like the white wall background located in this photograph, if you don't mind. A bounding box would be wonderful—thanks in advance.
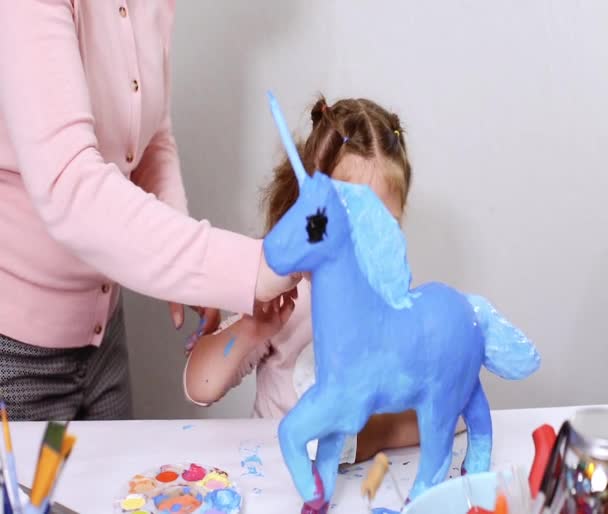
[125,1,608,419]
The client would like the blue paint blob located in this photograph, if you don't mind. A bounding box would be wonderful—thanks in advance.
[371,509,401,514]
[182,424,194,430]
[201,488,241,512]
[223,337,236,357]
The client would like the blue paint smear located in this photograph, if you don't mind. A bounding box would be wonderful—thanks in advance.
[223,337,236,357]
[372,509,401,514]
[240,454,263,477]
[182,424,194,430]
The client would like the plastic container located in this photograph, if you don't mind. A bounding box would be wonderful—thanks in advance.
[405,473,499,514]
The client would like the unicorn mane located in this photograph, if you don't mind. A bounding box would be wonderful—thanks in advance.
[332,179,413,309]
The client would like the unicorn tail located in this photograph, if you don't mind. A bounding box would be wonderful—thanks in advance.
[466,294,540,380]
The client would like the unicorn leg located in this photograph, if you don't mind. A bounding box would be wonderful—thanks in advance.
[315,432,347,501]
[278,387,344,512]
[461,379,492,475]
[408,408,459,501]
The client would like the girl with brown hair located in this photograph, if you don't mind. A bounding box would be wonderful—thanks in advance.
[184,94,431,463]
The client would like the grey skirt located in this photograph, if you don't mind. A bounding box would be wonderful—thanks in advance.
[0,303,132,421]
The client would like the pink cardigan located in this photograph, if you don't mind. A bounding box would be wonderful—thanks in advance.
[0,1,260,348]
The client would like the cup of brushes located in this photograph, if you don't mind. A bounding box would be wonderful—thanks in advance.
[1,403,76,514]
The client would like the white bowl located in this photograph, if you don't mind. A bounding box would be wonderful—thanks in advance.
[404,472,499,514]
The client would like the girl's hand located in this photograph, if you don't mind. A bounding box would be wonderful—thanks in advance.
[243,288,298,341]
[168,302,221,332]
[255,249,302,303]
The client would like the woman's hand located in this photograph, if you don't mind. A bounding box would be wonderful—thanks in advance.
[168,303,221,332]
[242,288,298,342]
[255,249,302,303]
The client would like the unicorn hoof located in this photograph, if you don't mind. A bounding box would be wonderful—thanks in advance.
[300,462,328,513]
[301,501,329,514]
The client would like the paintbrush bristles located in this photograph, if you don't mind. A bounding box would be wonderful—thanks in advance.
[60,435,76,460]
[43,423,65,453]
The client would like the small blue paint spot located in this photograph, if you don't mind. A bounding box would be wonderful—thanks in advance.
[224,337,236,357]
[371,509,401,514]
[196,316,207,335]
[182,424,194,430]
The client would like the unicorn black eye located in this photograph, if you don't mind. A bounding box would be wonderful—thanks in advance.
[306,207,328,243]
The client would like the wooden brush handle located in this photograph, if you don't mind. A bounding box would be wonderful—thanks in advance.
[361,452,390,501]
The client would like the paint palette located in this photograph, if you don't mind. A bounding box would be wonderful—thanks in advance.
[114,463,242,514]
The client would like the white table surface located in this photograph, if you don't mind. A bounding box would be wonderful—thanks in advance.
[11,405,605,514]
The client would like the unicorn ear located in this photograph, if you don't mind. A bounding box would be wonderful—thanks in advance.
[332,181,412,309]
[267,91,307,188]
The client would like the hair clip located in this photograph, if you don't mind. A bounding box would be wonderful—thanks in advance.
[343,136,349,144]
[394,129,400,137]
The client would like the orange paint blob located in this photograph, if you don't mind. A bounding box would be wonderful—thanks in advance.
[157,494,201,513]
[156,470,179,483]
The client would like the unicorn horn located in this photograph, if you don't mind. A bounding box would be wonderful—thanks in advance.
[266,91,307,187]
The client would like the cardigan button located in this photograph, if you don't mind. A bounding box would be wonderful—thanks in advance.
[119,6,127,18]
[94,324,103,335]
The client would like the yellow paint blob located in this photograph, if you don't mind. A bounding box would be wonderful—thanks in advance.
[120,494,146,511]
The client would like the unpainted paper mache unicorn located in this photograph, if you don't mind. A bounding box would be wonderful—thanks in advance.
[263,92,540,514]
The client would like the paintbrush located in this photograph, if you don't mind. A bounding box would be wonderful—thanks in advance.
[29,423,66,508]
[1,450,14,514]
[19,484,78,514]
[3,479,13,514]
[0,401,22,514]
[41,433,76,512]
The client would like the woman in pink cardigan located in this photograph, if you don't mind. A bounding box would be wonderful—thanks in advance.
[0,1,298,420]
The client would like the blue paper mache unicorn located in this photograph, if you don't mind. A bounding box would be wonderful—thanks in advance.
[263,92,540,514]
